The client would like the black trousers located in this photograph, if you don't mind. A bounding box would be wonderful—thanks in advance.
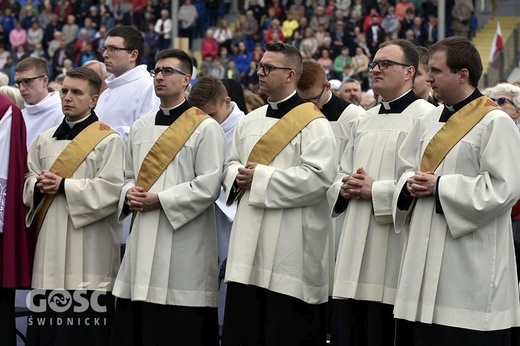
[512,219,520,281]
[395,319,520,346]
[0,288,16,346]
[331,298,395,346]
[26,290,115,346]
[110,298,219,346]
[221,282,327,346]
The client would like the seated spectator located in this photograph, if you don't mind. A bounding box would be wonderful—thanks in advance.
[214,19,232,51]
[54,1,73,26]
[399,7,415,38]
[353,46,369,90]
[21,10,38,30]
[27,21,44,51]
[80,43,96,65]
[282,13,299,40]
[201,29,218,61]
[47,31,62,59]
[243,10,259,53]
[395,0,415,21]
[30,43,48,60]
[0,43,10,69]
[39,3,55,31]
[233,42,251,76]
[81,17,97,41]
[334,46,354,79]
[52,40,74,78]
[179,0,198,41]
[73,29,92,65]
[317,47,334,72]
[20,0,40,22]
[9,23,27,53]
[315,24,331,48]
[411,16,427,45]
[241,60,259,90]
[310,6,330,32]
[264,19,285,44]
[287,0,305,22]
[424,14,438,47]
[86,5,102,29]
[382,6,399,40]
[43,14,62,48]
[13,45,29,62]
[61,15,79,46]
[300,27,318,60]
[101,9,116,31]
[155,9,172,50]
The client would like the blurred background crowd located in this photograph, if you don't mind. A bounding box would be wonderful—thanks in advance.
[0,0,478,94]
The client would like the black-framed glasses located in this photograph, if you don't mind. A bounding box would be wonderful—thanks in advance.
[256,63,292,76]
[150,67,188,78]
[491,97,516,107]
[302,82,328,103]
[14,75,45,88]
[99,45,133,55]
[368,59,410,72]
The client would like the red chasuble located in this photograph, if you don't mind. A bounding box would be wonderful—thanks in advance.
[0,94,35,288]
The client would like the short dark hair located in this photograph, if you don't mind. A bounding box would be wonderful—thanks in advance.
[429,36,482,87]
[298,60,327,91]
[265,42,303,81]
[415,45,429,66]
[106,26,145,65]
[154,48,193,75]
[379,39,419,80]
[188,75,228,107]
[65,67,102,95]
[15,57,50,77]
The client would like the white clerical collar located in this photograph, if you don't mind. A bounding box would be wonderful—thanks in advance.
[324,90,332,104]
[445,105,455,112]
[380,89,412,110]
[66,113,91,128]
[268,91,296,110]
[105,65,150,88]
[24,91,62,116]
[160,100,185,115]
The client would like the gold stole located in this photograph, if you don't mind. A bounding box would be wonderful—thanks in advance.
[131,107,210,224]
[35,121,116,232]
[236,102,325,201]
[420,97,500,172]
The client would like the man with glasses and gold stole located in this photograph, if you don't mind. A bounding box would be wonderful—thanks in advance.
[221,42,337,345]
[327,39,434,345]
[111,48,226,346]
[96,25,159,140]
[14,57,63,147]
[23,67,124,346]
[393,36,520,345]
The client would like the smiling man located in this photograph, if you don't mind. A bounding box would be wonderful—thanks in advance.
[111,48,226,346]
[23,67,124,346]
[14,57,63,147]
[327,39,434,345]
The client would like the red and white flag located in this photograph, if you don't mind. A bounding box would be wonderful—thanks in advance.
[488,22,503,63]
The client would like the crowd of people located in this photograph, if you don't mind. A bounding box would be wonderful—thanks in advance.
[0,0,477,94]
[2,0,520,346]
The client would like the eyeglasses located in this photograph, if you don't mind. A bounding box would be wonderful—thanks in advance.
[302,83,328,103]
[256,63,292,76]
[368,59,410,72]
[99,45,133,55]
[491,97,516,107]
[14,75,45,88]
[150,67,188,78]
